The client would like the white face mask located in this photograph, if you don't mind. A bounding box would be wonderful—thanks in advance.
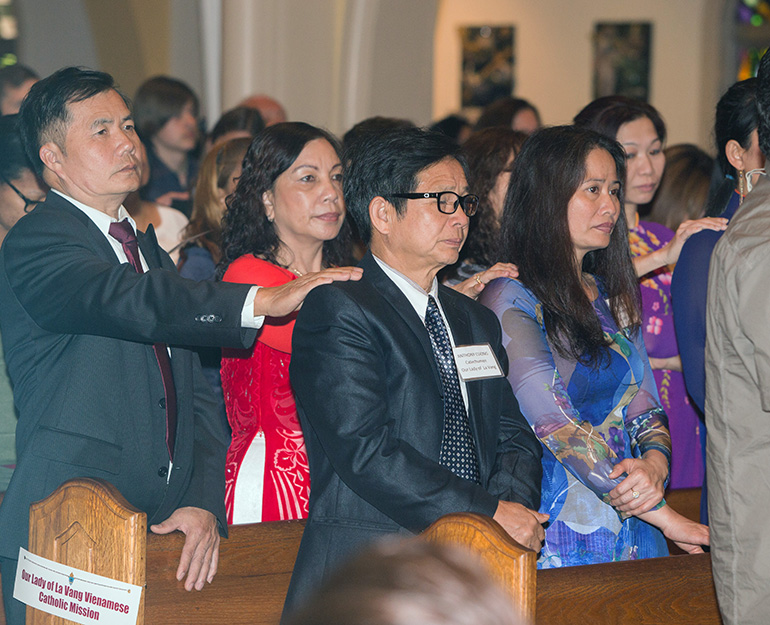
[746,168,767,194]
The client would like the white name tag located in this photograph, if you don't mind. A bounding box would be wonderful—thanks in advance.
[453,344,504,381]
[14,547,143,625]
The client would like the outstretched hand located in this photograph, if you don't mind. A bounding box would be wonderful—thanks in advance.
[451,262,519,300]
[663,217,728,266]
[253,266,363,318]
[633,217,728,278]
[150,507,220,591]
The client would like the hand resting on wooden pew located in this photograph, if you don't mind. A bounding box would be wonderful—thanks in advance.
[606,451,709,554]
[637,505,710,554]
[150,506,220,591]
[493,501,549,552]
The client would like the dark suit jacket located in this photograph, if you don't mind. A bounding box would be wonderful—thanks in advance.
[283,252,541,615]
[0,192,257,560]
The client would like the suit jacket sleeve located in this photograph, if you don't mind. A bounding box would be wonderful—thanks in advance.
[292,284,508,534]
[177,352,230,532]
[1,206,255,348]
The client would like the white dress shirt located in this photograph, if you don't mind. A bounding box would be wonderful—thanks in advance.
[373,255,469,408]
[53,189,263,328]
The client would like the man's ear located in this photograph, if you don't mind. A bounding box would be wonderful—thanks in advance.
[368,196,393,236]
[39,142,63,176]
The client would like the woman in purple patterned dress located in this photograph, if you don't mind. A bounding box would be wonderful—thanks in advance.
[575,97,727,489]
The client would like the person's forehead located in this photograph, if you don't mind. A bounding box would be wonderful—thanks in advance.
[66,89,130,127]
[415,157,466,188]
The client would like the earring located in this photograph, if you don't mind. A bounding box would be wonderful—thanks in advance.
[739,169,745,206]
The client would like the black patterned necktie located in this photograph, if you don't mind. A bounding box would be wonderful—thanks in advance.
[424,295,480,483]
[108,219,177,461]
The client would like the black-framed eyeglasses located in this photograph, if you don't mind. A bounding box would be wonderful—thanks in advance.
[0,173,43,213]
[391,191,479,217]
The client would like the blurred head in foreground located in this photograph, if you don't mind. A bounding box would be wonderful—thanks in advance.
[286,539,524,625]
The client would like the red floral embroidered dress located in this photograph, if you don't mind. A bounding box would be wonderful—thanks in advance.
[221,256,310,523]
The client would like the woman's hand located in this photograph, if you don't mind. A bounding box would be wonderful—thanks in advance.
[451,262,519,300]
[648,355,682,372]
[633,217,728,277]
[638,505,710,554]
[608,450,668,514]
[663,217,728,266]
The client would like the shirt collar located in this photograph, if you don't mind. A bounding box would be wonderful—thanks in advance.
[52,189,136,236]
[373,254,438,322]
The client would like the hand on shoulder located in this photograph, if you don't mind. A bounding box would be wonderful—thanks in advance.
[253,266,363,318]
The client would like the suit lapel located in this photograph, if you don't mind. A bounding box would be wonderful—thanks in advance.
[137,224,164,270]
[361,253,443,392]
[45,193,121,263]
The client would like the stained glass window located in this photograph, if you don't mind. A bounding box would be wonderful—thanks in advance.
[736,0,770,79]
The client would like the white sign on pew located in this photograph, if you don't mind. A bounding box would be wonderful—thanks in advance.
[13,547,142,625]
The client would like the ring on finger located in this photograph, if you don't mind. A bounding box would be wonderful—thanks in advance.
[474,274,483,285]
[632,490,640,499]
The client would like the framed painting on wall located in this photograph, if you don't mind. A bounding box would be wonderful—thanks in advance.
[460,25,515,110]
[593,22,652,101]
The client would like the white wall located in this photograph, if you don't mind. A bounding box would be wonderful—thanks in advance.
[17,0,99,76]
[222,0,437,136]
[434,0,721,148]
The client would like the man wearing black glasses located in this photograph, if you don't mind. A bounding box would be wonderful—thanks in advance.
[0,115,46,247]
[282,127,545,620]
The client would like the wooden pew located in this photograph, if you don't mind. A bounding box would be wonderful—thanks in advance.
[422,512,536,623]
[536,554,719,625]
[144,519,305,625]
[145,513,537,625]
[0,481,722,625]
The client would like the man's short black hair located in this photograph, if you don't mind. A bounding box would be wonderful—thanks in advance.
[133,75,199,143]
[0,64,38,109]
[209,106,264,144]
[18,66,126,178]
[342,126,467,244]
[0,114,36,182]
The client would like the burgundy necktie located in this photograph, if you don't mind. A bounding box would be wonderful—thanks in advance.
[108,219,177,461]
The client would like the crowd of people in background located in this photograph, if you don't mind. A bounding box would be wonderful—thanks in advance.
[0,53,766,625]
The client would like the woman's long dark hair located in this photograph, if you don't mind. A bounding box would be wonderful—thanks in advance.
[704,78,759,216]
[573,95,667,144]
[460,127,527,267]
[218,122,350,277]
[498,125,641,366]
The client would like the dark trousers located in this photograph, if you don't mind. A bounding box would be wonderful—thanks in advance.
[0,557,26,625]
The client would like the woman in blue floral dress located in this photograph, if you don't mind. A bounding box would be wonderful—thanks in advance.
[481,126,708,567]
[574,96,728,490]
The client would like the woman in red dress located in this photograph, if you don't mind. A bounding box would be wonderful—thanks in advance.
[218,123,350,523]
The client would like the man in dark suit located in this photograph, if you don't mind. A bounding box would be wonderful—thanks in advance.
[282,127,546,618]
[0,67,360,624]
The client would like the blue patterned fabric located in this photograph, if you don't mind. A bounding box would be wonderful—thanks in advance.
[481,278,669,568]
